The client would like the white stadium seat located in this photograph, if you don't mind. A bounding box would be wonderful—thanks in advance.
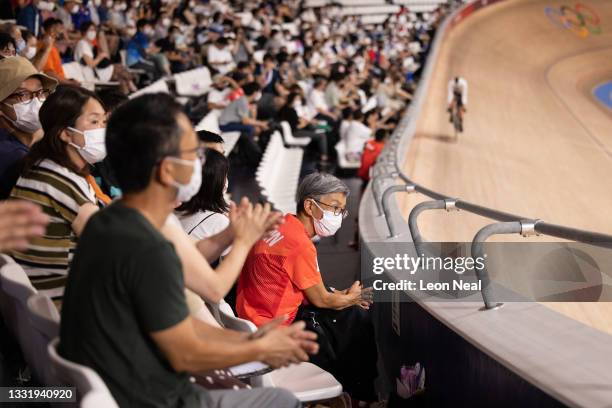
[48,338,119,407]
[280,121,311,147]
[217,303,343,402]
[173,67,212,97]
[256,132,303,214]
[129,79,170,99]
[195,110,241,157]
[0,255,47,384]
[25,293,60,386]
[62,62,120,91]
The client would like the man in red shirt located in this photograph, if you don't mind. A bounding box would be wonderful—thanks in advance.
[237,172,378,403]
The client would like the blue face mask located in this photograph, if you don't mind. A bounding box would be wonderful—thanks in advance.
[16,39,26,54]
[174,34,185,46]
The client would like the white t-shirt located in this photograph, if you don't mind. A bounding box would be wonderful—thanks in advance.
[178,210,230,241]
[345,120,372,155]
[74,39,114,82]
[308,89,328,113]
[207,45,235,75]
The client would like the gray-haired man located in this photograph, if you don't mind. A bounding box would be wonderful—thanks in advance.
[236,172,378,404]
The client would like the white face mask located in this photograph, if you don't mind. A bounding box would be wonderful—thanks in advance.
[67,127,107,164]
[162,17,171,27]
[310,200,343,237]
[167,156,202,203]
[292,100,302,109]
[86,30,97,41]
[3,98,43,133]
[71,4,80,14]
[25,46,37,60]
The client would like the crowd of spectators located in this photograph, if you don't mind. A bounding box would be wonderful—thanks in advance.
[0,0,455,406]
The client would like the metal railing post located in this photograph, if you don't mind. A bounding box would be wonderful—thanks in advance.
[471,220,540,310]
[382,184,416,237]
[371,172,399,215]
[408,199,459,244]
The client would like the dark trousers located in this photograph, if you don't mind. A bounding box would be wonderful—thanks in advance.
[296,305,378,402]
[219,122,255,138]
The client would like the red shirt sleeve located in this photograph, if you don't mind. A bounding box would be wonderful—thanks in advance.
[288,243,322,290]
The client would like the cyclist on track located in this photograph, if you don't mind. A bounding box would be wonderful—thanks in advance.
[447,76,468,131]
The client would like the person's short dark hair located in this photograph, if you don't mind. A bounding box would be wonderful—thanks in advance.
[353,109,364,121]
[96,88,129,113]
[230,71,246,83]
[136,18,150,30]
[375,128,387,142]
[21,30,34,42]
[277,51,288,64]
[79,21,95,35]
[197,130,223,144]
[176,149,229,215]
[216,36,228,46]
[243,82,260,96]
[25,85,104,175]
[106,93,184,194]
[236,61,250,71]
[43,17,59,32]
[341,107,353,120]
[263,52,274,63]
[0,32,16,52]
[313,76,326,89]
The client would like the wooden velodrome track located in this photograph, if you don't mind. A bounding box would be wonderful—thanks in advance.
[396,0,612,333]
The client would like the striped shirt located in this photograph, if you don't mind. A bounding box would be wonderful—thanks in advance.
[10,159,97,299]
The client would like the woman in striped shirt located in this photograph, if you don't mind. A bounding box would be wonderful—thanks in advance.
[10,85,108,300]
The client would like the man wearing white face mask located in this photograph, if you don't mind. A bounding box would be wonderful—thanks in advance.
[0,56,57,199]
[237,172,379,403]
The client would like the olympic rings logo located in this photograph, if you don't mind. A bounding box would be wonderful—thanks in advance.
[544,3,602,38]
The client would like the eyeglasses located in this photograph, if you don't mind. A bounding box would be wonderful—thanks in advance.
[8,89,52,105]
[311,199,349,218]
[163,144,207,164]
[175,144,207,162]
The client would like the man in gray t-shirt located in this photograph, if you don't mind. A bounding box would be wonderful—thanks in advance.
[219,82,269,138]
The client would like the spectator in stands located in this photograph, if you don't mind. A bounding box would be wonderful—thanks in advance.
[2,23,26,56]
[207,74,232,112]
[0,32,17,58]
[218,81,267,139]
[237,172,377,403]
[55,0,80,33]
[15,0,42,37]
[207,36,235,75]
[126,18,168,80]
[308,76,336,122]
[0,200,49,253]
[177,149,230,241]
[75,22,137,94]
[60,92,316,407]
[197,129,225,155]
[156,24,194,74]
[10,85,106,300]
[0,57,57,199]
[20,30,38,62]
[278,92,328,164]
[344,109,372,162]
[358,128,388,183]
[39,18,74,84]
